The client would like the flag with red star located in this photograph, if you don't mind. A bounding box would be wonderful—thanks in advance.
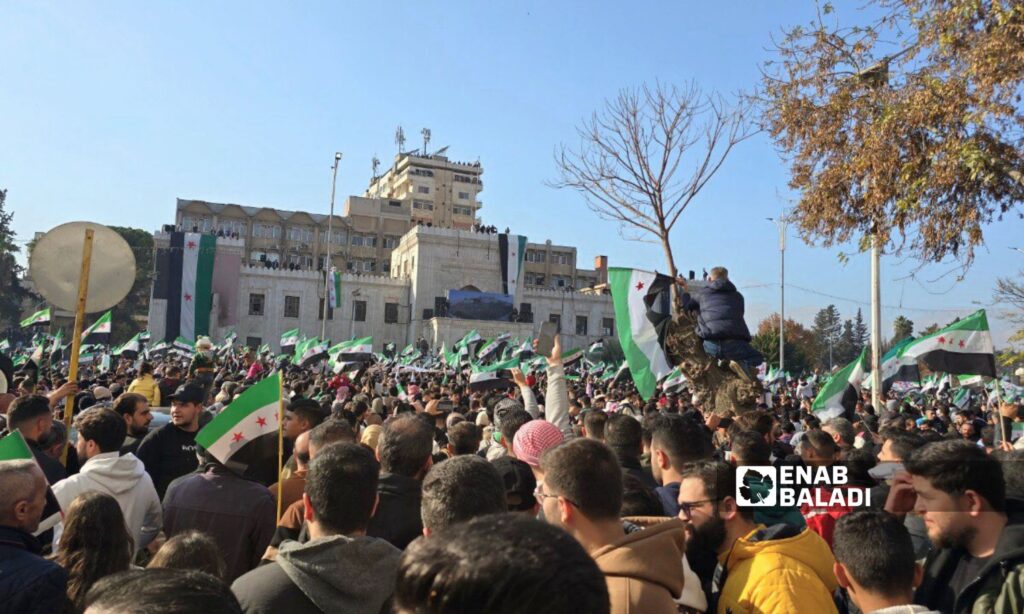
[153,231,216,343]
[607,267,673,400]
[196,371,282,470]
[896,310,996,378]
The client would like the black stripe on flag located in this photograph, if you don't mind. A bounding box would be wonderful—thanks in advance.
[153,245,171,299]
[165,232,184,341]
[918,351,996,378]
[498,234,510,295]
[643,273,675,347]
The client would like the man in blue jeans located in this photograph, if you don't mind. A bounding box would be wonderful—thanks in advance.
[678,266,763,381]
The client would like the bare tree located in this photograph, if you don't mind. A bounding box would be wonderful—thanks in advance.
[552,82,755,281]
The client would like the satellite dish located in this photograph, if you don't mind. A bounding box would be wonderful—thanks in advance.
[29,222,137,313]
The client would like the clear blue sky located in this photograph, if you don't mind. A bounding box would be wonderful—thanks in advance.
[2,1,1020,345]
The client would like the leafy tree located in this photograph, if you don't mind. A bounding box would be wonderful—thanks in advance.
[759,1,1024,272]
[919,322,941,336]
[752,314,814,375]
[834,319,858,365]
[994,273,1024,365]
[0,189,28,331]
[892,314,915,344]
[108,227,154,344]
[811,305,842,370]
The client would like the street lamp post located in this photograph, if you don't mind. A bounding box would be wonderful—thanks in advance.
[320,152,342,340]
[768,215,787,373]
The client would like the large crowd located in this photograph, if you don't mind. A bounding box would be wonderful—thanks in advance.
[1,330,1023,614]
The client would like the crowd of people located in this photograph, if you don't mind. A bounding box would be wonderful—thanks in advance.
[1,330,1023,614]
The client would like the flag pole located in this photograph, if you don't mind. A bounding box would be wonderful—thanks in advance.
[61,229,94,467]
[276,371,285,523]
[993,377,1009,446]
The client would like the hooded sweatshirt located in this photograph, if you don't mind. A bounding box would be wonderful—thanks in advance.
[52,451,161,551]
[231,534,402,614]
[717,523,839,614]
[591,517,687,614]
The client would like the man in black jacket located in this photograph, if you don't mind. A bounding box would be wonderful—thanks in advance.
[0,459,69,613]
[679,266,762,379]
[368,414,433,549]
[136,383,204,498]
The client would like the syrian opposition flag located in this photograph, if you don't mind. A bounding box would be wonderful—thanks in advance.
[812,347,868,421]
[295,338,329,368]
[455,330,482,350]
[339,336,374,362]
[172,337,195,356]
[81,311,112,344]
[328,268,342,308]
[113,333,143,360]
[661,366,687,392]
[477,335,509,363]
[195,372,282,473]
[146,341,169,359]
[608,268,673,400]
[20,308,50,328]
[897,310,996,378]
[880,337,920,394]
[469,357,519,392]
[396,382,408,401]
[280,328,302,352]
[0,339,9,351]
[498,233,527,298]
[0,431,63,535]
[47,329,65,365]
[154,232,216,342]
[562,347,585,367]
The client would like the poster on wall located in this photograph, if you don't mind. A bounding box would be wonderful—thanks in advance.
[447,289,514,321]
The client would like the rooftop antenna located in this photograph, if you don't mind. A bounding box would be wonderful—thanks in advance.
[421,128,431,157]
[395,126,406,154]
[371,155,380,180]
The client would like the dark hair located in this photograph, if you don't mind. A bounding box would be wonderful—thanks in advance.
[7,394,51,430]
[904,440,1005,512]
[993,448,1024,501]
[305,442,380,534]
[879,428,926,461]
[148,530,227,580]
[540,438,622,521]
[499,409,532,443]
[139,362,154,376]
[113,392,147,420]
[621,473,666,517]
[395,514,610,614]
[74,408,127,453]
[447,422,481,455]
[729,429,770,465]
[287,398,326,429]
[379,415,434,477]
[307,418,356,451]
[421,455,507,532]
[679,460,753,521]
[51,491,134,609]
[802,429,838,458]
[834,511,916,597]
[650,413,713,469]
[732,410,773,437]
[84,568,242,614]
[583,410,608,439]
[604,413,643,459]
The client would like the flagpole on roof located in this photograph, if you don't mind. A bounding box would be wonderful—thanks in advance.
[320,152,342,341]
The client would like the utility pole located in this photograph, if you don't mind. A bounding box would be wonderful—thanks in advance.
[320,152,342,340]
[870,235,882,409]
[768,214,787,373]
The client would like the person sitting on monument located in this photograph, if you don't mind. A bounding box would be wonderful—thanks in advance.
[677,266,762,381]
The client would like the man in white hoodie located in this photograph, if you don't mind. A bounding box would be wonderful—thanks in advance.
[52,408,161,553]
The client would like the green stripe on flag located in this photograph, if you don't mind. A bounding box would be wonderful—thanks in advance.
[194,234,216,337]
[0,430,34,461]
[196,372,281,448]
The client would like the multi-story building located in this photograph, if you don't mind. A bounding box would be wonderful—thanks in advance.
[364,151,484,229]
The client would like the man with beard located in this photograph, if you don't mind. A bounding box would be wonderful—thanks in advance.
[113,393,153,456]
[887,440,1024,613]
[677,460,838,613]
[136,383,204,498]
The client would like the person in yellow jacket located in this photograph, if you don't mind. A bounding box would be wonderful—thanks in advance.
[678,460,839,614]
[127,362,161,407]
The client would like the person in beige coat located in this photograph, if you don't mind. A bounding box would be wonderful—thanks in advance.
[127,362,161,407]
[540,438,688,613]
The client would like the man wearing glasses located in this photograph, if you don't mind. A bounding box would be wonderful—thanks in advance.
[677,460,839,613]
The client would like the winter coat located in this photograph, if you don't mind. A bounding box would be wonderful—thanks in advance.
[127,373,161,407]
[681,279,752,342]
[0,525,69,614]
[591,517,687,614]
[915,522,1024,614]
[366,472,422,550]
[717,524,839,614]
[232,534,401,614]
[52,451,162,552]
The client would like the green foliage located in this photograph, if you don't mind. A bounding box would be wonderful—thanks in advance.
[892,315,915,344]
[0,189,28,330]
[108,226,154,344]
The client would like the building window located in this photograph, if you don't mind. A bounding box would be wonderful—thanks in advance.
[353,300,367,322]
[416,185,430,194]
[458,191,470,200]
[453,205,472,216]
[245,336,261,349]
[549,314,561,329]
[384,302,399,324]
[217,219,246,236]
[253,223,281,239]
[331,231,348,245]
[526,250,546,263]
[318,298,334,320]
[284,295,300,318]
[382,236,399,249]
[389,199,402,207]
[575,316,588,336]
[248,293,265,316]
[602,317,614,336]
[412,199,434,211]
[287,226,313,243]
[552,252,572,265]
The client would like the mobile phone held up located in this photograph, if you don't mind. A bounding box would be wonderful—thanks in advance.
[536,320,558,357]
